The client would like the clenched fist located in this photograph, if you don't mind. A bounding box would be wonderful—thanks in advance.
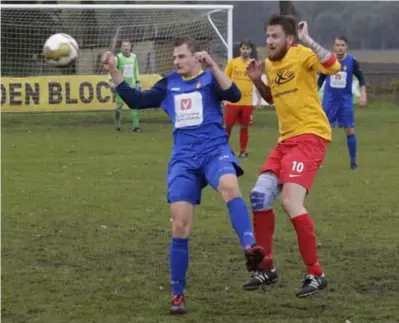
[101,51,117,73]
[194,51,218,69]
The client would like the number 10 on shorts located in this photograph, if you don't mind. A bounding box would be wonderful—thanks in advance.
[292,161,304,173]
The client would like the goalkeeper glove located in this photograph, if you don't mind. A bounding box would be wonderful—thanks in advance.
[136,82,142,91]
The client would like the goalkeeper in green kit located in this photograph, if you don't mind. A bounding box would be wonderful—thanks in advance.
[114,40,142,132]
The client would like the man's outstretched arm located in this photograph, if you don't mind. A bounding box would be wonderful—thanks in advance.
[113,78,167,110]
[104,51,166,109]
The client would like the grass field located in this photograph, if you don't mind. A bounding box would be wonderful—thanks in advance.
[2,104,399,323]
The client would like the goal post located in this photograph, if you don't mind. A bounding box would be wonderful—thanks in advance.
[1,4,234,113]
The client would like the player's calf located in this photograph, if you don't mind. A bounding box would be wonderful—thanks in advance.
[243,173,280,290]
[225,125,233,138]
[217,174,265,270]
[238,106,252,155]
[168,202,194,315]
[281,183,326,294]
[344,127,358,170]
[114,104,124,131]
[239,125,249,157]
[250,173,280,270]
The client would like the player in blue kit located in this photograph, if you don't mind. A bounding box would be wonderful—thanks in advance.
[101,37,265,315]
[318,36,367,170]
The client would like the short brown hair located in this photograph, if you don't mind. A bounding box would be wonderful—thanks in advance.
[335,36,348,44]
[173,37,201,53]
[240,40,253,48]
[267,14,296,36]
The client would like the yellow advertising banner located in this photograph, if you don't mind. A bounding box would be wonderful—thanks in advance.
[1,74,162,113]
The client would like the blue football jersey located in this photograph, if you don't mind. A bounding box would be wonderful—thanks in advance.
[115,69,241,157]
[324,54,355,99]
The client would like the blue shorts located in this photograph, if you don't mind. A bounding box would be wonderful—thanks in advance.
[323,100,354,128]
[167,145,243,205]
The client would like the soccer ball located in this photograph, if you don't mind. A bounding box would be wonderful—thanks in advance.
[43,33,79,67]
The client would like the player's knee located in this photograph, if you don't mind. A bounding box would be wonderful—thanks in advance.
[250,173,279,211]
[345,127,355,135]
[217,174,241,202]
[280,184,306,217]
[172,219,189,238]
[250,190,274,211]
[170,202,194,238]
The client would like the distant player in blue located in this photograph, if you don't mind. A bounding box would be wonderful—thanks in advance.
[318,36,367,170]
[101,37,265,315]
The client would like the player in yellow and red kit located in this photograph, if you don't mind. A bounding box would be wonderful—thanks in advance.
[224,41,261,158]
[242,14,340,297]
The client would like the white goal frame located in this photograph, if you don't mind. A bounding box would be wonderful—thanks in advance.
[2,3,234,60]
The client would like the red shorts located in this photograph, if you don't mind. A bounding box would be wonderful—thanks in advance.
[260,134,328,191]
[224,104,253,126]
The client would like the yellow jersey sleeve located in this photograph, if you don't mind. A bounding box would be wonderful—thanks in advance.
[224,60,233,78]
[301,47,341,75]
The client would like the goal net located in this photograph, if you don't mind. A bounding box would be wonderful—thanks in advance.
[1,4,233,78]
[1,4,232,113]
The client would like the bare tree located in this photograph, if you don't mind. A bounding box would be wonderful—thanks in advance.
[280,1,299,39]
[279,1,298,17]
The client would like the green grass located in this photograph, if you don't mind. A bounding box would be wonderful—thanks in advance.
[2,104,399,323]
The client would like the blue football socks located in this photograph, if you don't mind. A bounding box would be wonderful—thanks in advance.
[346,134,357,165]
[227,197,255,249]
[169,237,189,296]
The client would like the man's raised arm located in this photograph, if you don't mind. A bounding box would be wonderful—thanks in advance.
[102,51,166,109]
[298,21,341,75]
[194,51,241,103]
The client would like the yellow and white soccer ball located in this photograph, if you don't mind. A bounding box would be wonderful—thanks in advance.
[43,33,79,67]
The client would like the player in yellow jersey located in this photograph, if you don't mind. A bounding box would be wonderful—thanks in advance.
[242,14,340,297]
[224,41,262,158]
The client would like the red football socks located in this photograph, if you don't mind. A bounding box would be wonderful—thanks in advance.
[291,213,323,276]
[253,209,275,270]
[240,128,248,153]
